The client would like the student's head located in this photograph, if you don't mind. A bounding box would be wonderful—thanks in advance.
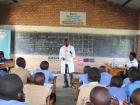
[0,51,4,59]
[89,86,110,105]
[0,74,23,100]
[129,52,136,61]
[110,76,123,87]
[64,38,69,47]
[16,57,26,69]
[34,72,45,85]
[99,65,106,73]
[40,61,49,70]
[129,68,140,83]
[83,66,91,74]
[131,88,140,105]
[88,67,100,82]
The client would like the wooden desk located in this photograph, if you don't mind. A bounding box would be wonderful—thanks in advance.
[106,66,126,76]
[0,60,15,70]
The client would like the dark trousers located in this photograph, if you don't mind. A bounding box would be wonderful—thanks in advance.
[64,64,73,86]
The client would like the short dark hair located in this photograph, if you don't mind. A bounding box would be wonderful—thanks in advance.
[90,86,110,105]
[83,66,91,74]
[129,69,140,82]
[16,57,26,69]
[110,76,123,87]
[0,51,4,57]
[130,52,136,58]
[131,88,140,105]
[88,67,100,82]
[40,61,49,70]
[0,74,23,100]
[34,72,45,85]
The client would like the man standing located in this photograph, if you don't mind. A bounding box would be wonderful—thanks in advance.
[59,38,76,88]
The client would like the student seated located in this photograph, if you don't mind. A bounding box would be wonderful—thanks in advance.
[0,51,7,63]
[77,67,104,105]
[99,65,112,86]
[0,74,29,105]
[107,76,127,104]
[122,67,135,87]
[131,88,140,105]
[127,68,140,102]
[32,61,54,84]
[79,66,90,85]
[24,72,52,105]
[10,57,31,85]
[0,51,8,72]
[85,86,110,105]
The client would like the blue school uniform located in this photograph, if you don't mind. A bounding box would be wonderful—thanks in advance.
[0,99,29,105]
[108,87,127,102]
[127,80,140,101]
[32,69,54,84]
[100,72,112,86]
[79,73,89,85]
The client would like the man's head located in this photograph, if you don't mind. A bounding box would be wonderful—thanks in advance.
[131,88,140,105]
[129,52,136,61]
[64,38,69,47]
[0,51,4,59]
[16,57,26,69]
[83,66,91,74]
[34,72,45,85]
[110,76,123,87]
[129,68,140,83]
[89,86,110,105]
[0,74,23,100]
[88,67,100,82]
[40,61,49,70]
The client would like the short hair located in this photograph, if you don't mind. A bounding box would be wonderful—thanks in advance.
[129,69,140,82]
[88,67,100,82]
[110,76,123,87]
[40,61,49,70]
[0,51,4,57]
[34,72,45,85]
[83,66,91,74]
[16,57,26,68]
[90,86,110,105]
[131,88,140,105]
[130,52,136,58]
[0,74,23,100]
[99,65,106,73]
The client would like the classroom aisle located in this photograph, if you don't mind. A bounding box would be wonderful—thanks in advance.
[55,74,76,105]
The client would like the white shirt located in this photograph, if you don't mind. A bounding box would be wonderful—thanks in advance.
[127,59,138,69]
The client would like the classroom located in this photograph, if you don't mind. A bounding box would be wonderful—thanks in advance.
[0,0,140,105]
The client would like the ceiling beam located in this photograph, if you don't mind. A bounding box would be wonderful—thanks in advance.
[122,0,133,7]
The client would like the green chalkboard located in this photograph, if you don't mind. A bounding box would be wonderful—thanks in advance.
[13,32,135,57]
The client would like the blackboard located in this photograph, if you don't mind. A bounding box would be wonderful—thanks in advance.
[14,32,135,57]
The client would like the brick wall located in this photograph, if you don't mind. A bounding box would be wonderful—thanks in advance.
[0,0,139,29]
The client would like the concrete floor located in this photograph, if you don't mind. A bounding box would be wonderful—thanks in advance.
[55,74,77,105]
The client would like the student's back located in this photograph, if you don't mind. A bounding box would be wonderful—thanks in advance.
[108,76,127,103]
[24,84,51,105]
[0,74,29,105]
[10,57,31,85]
[79,66,90,85]
[32,61,54,84]
[99,66,112,86]
[24,72,52,105]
